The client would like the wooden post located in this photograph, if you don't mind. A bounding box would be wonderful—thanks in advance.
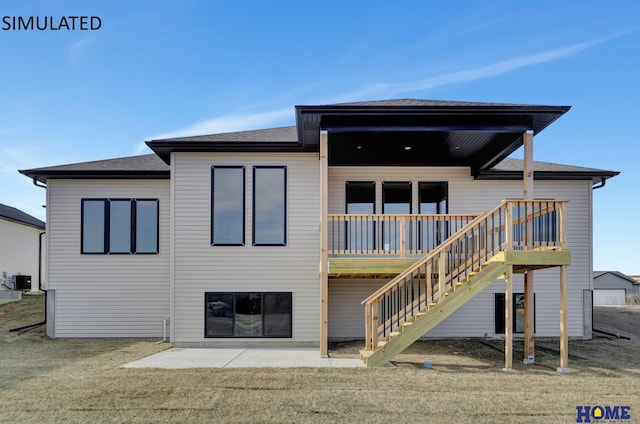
[523,271,535,364]
[438,254,445,302]
[523,130,535,365]
[504,265,513,370]
[504,202,513,250]
[559,201,568,250]
[557,265,570,373]
[523,130,534,200]
[319,130,329,357]
[399,217,407,258]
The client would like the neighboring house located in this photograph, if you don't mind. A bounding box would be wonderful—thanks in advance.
[0,203,45,292]
[593,271,639,305]
[20,99,619,368]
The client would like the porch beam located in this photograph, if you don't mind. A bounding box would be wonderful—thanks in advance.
[523,129,535,365]
[320,130,329,357]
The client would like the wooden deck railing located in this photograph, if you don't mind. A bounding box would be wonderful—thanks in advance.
[360,199,568,351]
[327,213,478,257]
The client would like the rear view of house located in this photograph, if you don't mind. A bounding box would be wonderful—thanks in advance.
[20,99,618,369]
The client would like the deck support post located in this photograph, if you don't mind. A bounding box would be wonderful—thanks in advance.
[523,129,536,365]
[503,265,513,371]
[557,264,570,373]
[319,130,329,357]
[523,271,535,364]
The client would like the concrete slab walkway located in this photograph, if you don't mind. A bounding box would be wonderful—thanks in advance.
[122,347,365,369]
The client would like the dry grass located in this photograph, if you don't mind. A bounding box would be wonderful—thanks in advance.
[1,295,639,423]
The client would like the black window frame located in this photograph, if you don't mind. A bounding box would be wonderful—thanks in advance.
[80,198,159,255]
[381,181,412,251]
[345,181,376,251]
[204,292,293,338]
[211,165,246,246]
[382,181,412,214]
[494,292,536,334]
[252,166,287,246]
[418,181,448,214]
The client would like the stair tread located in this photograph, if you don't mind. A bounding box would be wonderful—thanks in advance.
[388,331,401,339]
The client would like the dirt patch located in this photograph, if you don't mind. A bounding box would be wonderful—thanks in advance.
[330,306,640,376]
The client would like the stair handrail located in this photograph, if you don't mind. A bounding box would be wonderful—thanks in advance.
[361,206,497,305]
[361,199,568,352]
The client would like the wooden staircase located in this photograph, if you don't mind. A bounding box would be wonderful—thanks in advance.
[358,199,568,367]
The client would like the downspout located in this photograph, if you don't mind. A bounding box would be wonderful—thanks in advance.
[10,179,47,332]
[592,177,606,190]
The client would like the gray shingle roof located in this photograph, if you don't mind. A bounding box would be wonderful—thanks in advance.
[22,154,169,172]
[492,158,614,174]
[154,126,298,143]
[327,98,534,107]
[0,203,45,229]
[19,154,170,183]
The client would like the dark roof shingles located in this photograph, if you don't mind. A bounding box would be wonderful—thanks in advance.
[492,158,614,174]
[22,154,169,173]
[154,126,298,143]
[325,98,533,107]
[0,203,45,229]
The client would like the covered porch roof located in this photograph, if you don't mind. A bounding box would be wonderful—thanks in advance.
[296,99,570,176]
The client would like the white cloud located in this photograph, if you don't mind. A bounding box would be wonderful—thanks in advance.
[343,29,636,99]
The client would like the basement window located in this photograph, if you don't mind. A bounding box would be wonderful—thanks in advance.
[205,292,292,338]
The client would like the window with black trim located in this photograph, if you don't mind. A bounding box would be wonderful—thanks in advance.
[419,182,448,250]
[81,199,159,254]
[211,166,245,246]
[495,293,536,334]
[382,182,411,251]
[345,181,375,251]
[253,166,286,246]
[205,292,292,338]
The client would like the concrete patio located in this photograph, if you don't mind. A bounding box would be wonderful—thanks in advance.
[122,347,365,369]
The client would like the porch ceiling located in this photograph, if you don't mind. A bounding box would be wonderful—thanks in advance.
[296,101,570,176]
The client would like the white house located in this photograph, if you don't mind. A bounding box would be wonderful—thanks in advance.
[0,203,45,294]
[20,99,618,369]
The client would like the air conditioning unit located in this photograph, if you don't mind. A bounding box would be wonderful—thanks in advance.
[10,275,31,291]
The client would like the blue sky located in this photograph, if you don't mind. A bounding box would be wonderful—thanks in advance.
[1,1,638,273]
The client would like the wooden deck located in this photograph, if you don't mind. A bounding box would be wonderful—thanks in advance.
[329,250,570,279]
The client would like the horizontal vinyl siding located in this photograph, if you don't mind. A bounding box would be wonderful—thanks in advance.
[328,167,592,338]
[47,179,170,337]
[172,152,320,343]
[0,219,41,289]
